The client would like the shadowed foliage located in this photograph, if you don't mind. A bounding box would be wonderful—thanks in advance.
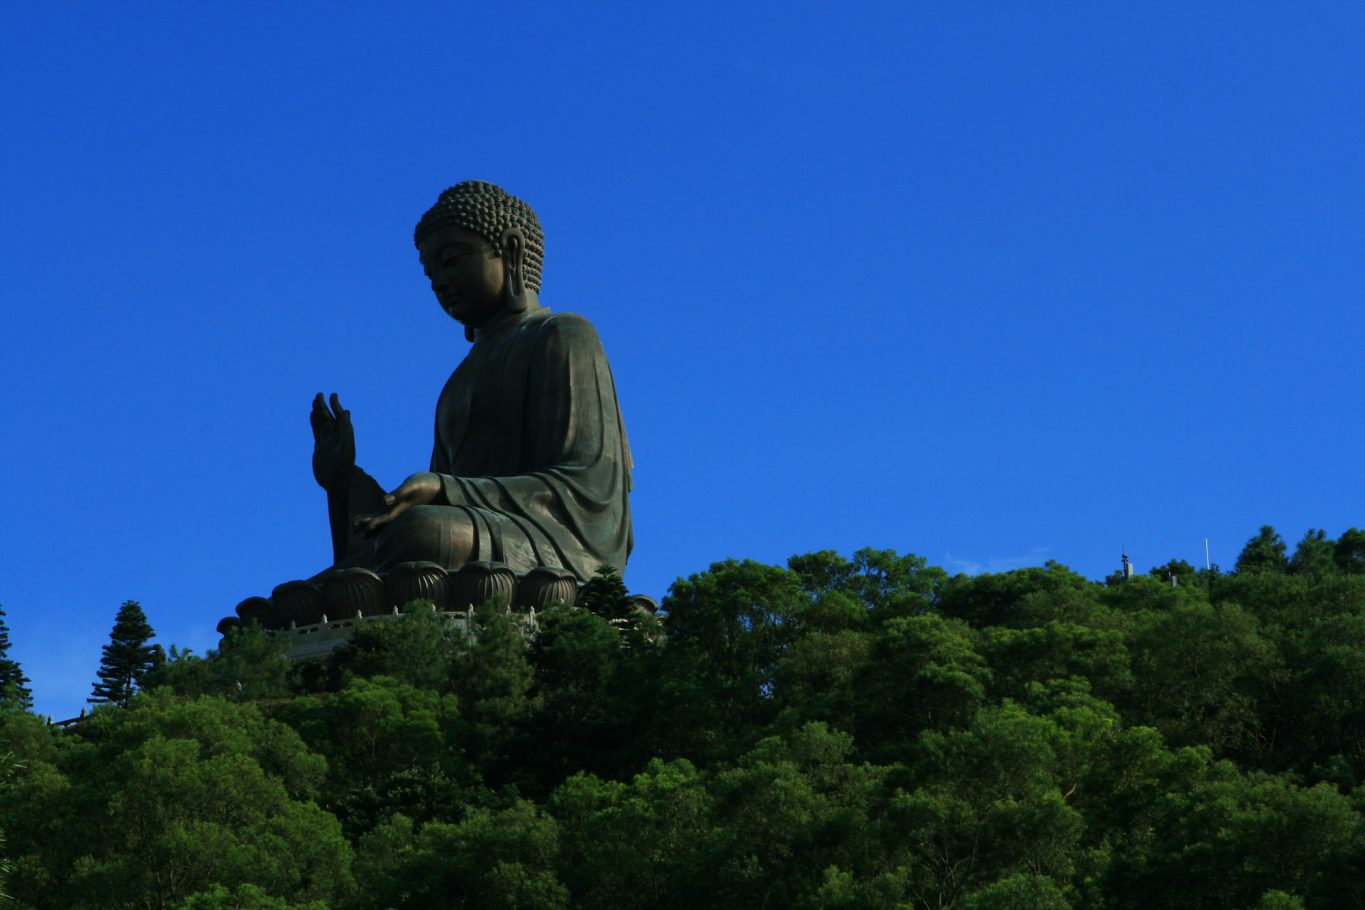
[2,540,1362,908]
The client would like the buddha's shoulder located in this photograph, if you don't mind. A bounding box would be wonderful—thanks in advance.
[531,310,604,344]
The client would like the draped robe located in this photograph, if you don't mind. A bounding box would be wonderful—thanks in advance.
[334,306,633,581]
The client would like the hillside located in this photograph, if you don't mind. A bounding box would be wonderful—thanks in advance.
[2,538,1363,909]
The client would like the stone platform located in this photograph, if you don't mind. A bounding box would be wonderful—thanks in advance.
[218,560,657,662]
[266,608,484,663]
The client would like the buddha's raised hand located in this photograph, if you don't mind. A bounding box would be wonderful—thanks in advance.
[310,392,356,491]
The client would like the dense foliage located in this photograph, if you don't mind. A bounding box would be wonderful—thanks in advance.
[1,528,1363,909]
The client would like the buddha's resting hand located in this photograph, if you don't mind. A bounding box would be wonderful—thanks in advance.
[352,472,442,536]
[310,392,356,491]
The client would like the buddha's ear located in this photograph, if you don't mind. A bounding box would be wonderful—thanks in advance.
[499,227,526,300]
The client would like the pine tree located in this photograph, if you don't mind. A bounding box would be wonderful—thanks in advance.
[1289,528,1338,577]
[1335,527,1365,574]
[89,600,161,707]
[578,564,634,624]
[577,564,660,642]
[0,605,32,710]
[1235,525,1289,575]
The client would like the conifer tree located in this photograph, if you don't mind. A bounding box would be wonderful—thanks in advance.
[577,564,634,623]
[0,605,32,710]
[1235,525,1289,574]
[1336,527,1365,574]
[1289,528,1338,577]
[89,600,161,707]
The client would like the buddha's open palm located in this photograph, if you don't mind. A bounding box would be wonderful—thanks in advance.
[310,392,355,491]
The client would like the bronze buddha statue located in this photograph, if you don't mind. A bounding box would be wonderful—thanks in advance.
[309,181,633,584]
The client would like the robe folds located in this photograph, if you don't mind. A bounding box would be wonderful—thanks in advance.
[421,307,633,580]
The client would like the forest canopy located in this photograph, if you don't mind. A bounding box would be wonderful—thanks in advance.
[1,527,1363,909]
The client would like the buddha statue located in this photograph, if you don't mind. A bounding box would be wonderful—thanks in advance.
[314,179,633,579]
[231,181,634,631]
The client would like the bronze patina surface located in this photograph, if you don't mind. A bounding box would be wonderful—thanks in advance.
[233,181,633,631]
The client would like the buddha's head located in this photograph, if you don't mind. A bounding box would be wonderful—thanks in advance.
[415,181,544,335]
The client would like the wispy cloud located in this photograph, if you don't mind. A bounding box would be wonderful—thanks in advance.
[942,546,1051,576]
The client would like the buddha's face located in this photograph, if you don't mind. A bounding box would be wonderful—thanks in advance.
[418,225,506,327]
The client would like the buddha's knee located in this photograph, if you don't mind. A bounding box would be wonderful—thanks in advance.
[378,505,475,566]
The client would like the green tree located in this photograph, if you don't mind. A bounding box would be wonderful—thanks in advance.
[0,605,32,710]
[520,606,639,790]
[329,599,462,691]
[449,602,538,778]
[656,559,806,763]
[1288,528,1338,578]
[1124,772,1359,909]
[1285,611,1365,784]
[981,620,1132,707]
[1126,599,1279,758]
[144,624,295,702]
[352,802,567,910]
[281,675,475,838]
[577,564,633,622]
[1149,558,1197,584]
[0,749,20,903]
[964,873,1069,909]
[174,883,328,910]
[89,600,161,707]
[788,548,947,618]
[0,691,352,909]
[705,724,886,909]
[937,562,1101,629]
[1335,527,1365,574]
[550,759,714,910]
[855,614,991,755]
[773,626,873,736]
[1236,526,1289,575]
[574,565,663,643]
[883,703,1085,908]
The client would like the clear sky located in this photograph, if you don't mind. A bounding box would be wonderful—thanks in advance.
[2,2,1362,720]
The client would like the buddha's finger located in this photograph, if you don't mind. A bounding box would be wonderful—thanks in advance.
[352,513,383,536]
[310,394,329,431]
[364,508,405,537]
[329,393,346,422]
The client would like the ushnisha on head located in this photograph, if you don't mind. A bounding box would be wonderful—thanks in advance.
[414,180,545,293]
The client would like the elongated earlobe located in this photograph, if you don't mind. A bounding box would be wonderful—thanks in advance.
[500,227,527,312]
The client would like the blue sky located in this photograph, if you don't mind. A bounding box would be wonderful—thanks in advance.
[2,2,1362,720]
